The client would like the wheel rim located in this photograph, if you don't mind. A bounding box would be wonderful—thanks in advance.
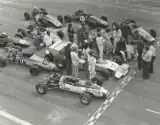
[81,96,89,104]
[38,86,44,93]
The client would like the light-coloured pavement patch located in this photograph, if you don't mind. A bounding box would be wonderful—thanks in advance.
[0,110,34,125]
[84,69,136,125]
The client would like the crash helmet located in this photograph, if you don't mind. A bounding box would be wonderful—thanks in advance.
[2,32,7,36]
[45,49,50,55]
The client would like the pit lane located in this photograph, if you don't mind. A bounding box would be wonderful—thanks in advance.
[0,0,160,125]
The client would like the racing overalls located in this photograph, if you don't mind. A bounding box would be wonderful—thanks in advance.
[88,55,96,80]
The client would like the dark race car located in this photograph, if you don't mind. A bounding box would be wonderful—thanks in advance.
[0,47,60,76]
[35,72,110,105]
[24,7,63,28]
[0,32,30,48]
[64,10,108,28]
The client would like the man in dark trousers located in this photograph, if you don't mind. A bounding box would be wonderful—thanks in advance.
[67,23,75,43]
[65,43,72,75]
[142,45,153,79]
[131,31,144,70]
[149,41,156,73]
[76,23,87,48]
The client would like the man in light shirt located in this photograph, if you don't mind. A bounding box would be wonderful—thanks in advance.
[142,45,153,79]
[149,41,156,73]
[96,33,105,61]
[112,22,122,53]
[70,46,81,78]
[43,30,53,49]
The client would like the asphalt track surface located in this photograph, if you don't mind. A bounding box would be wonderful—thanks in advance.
[0,0,160,125]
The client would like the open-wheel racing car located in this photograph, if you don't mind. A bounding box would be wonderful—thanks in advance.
[0,47,61,76]
[64,10,108,28]
[35,72,110,105]
[0,33,30,48]
[120,19,155,42]
[24,8,63,28]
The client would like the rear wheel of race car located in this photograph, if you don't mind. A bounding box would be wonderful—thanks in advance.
[80,93,92,105]
[100,16,108,22]
[64,15,72,23]
[24,12,30,20]
[0,60,6,67]
[35,84,47,95]
[57,15,63,23]
[29,67,40,76]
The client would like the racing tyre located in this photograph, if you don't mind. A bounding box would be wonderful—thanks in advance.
[64,15,72,23]
[80,93,92,105]
[35,84,47,95]
[29,67,40,76]
[24,12,30,20]
[57,15,63,23]
[149,29,156,38]
[0,60,6,67]
[100,16,108,22]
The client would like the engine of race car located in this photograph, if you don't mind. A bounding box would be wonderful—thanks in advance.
[44,72,61,87]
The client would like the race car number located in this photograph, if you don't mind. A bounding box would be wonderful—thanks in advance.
[80,16,85,22]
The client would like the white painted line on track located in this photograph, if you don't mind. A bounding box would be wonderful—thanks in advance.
[84,69,136,125]
[0,110,34,125]
[146,109,160,115]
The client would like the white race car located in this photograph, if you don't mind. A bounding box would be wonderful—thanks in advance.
[95,60,129,79]
[35,73,110,105]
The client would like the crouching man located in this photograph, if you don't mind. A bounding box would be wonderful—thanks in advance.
[115,37,127,62]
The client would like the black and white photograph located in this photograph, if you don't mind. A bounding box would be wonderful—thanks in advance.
[0,0,160,125]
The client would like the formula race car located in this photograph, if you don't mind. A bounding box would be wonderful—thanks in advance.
[95,59,129,79]
[24,8,63,28]
[35,72,110,105]
[0,33,30,48]
[0,47,60,76]
[120,19,155,42]
[64,10,108,28]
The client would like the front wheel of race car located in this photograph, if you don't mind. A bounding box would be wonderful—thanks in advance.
[24,12,30,20]
[29,67,41,76]
[80,93,92,105]
[35,84,47,95]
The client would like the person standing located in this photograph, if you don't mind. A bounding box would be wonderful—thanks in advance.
[70,46,81,78]
[76,23,87,48]
[112,22,122,54]
[103,28,113,54]
[96,33,105,61]
[142,45,153,79]
[43,30,53,49]
[88,51,96,80]
[120,23,129,44]
[67,23,75,43]
[65,43,72,75]
[149,41,156,73]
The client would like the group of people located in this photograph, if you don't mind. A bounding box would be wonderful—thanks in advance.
[40,19,157,80]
